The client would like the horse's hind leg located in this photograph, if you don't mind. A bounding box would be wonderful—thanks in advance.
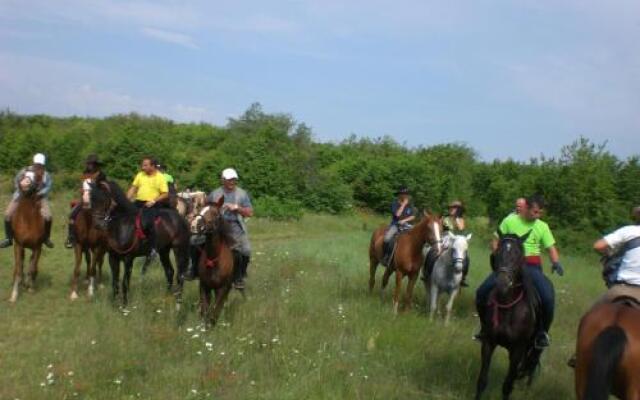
[211,285,231,325]
[502,347,525,400]
[393,271,404,314]
[109,253,120,300]
[122,258,134,306]
[199,282,212,321]
[87,248,99,298]
[159,249,174,292]
[444,288,460,326]
[70,244,83,300]
[369,256,378,293]
[380,266,392,301]
[475,341,496,400]
[10,245,24,302]
[403,272,419,311]
[96,248,106,288]
[429,282,438,321]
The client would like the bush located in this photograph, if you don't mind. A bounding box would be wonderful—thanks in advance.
[253,196,304,220]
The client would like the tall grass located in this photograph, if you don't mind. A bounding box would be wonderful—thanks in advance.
[0,186,604,399]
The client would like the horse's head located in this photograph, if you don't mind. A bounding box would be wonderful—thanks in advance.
[191,197,224,235]
[449,233,472,274]
[494,230,530,294]
[423,210,444,254]
[18,172,37,196]
[86,181,114,230]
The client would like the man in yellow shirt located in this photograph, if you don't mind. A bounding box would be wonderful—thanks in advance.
[127,157,169,253]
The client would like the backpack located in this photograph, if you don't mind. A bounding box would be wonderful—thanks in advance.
[602,236,640,287]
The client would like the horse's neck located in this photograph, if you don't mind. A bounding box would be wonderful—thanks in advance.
[408,219,430,248]
[205,233,224,256]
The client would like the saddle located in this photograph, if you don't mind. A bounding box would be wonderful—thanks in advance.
[610,295,640,309]
[383,229,409,267]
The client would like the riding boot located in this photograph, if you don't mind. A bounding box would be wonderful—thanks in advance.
[43,219,54,248]
[232,251,245,290]
[0,219,13,248]
[381,241,392,267]
[65,222,76,249]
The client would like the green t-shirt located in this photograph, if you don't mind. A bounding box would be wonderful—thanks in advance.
[163,173,174,184]
[497,213,555,256]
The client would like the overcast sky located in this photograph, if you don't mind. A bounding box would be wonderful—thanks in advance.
[1,0,638,160]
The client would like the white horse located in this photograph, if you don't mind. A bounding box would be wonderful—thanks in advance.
[426,233,471,325]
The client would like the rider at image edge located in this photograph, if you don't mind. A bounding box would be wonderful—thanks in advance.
[0,153,54,249]
[475,194,564,349]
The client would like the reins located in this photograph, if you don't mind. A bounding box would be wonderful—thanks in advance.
[488,285,525,329]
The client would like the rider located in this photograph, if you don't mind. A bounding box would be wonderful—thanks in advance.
[0,153,54,249]
[592,205,640,304]
[204,168,253,289]
[382,187,415,267]
[514,197,526,215]
[65,154,107,248]
[444,200,470,286]
[156,161,177,208]
[475,194,564,348]
[126,156,169,255]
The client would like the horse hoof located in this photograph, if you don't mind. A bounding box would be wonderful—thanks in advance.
[9,293,18,303]
[70,291,79,301]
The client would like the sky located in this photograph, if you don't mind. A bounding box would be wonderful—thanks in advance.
[0,0,639,160]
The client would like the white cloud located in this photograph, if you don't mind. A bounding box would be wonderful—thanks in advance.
[140,27,198,49]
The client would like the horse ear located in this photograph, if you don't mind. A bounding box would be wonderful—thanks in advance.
[520,230,532,243]
[214,196,224,209]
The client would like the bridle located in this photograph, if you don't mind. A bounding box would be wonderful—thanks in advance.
[495,237,522,289]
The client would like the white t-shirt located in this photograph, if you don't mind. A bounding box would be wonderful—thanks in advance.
[604,225,640,285]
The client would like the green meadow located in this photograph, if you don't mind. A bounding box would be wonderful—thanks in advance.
[0,189,604,399]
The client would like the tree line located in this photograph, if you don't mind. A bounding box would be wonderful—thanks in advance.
[0,104,638,249]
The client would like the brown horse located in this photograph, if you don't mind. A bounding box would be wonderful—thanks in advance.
[69,205,107,300]
[9,177,46,302]
[575,298,640,399]
[369,212,443,313]
[192,198,235,325]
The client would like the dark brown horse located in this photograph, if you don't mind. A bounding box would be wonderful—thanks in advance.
[9,177,46,302]
[369,212,443,313]
[475,231,542,400]
[575,298,640,399]
[191,198,235,325]
[69,205,107,300]
[87,180,190,307]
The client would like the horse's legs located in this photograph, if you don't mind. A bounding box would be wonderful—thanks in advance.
[429,281,438,321]
[10,244,24,302]
[26,247,41,291]
[96,247,105,288]
[369,256,378,293]
[173,245,189,307]
[122,257,134,306]
[393,271,403,314]
[380,266,392,301]
[83,249,91,282]
[475,341,496,400]
[211,284,231,325]
[158,249,174,292]
[199,282,211,320]
[502,346,525,400]
[109,252,120,300]
[444,288,460,326]
[403,272,418,311]
[70,244,83,300]
[87,248,99,297]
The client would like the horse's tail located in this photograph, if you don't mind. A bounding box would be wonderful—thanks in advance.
[583,325,627,400]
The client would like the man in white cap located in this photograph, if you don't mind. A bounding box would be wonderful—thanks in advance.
[196,168,253,288]
[0,153,54,248]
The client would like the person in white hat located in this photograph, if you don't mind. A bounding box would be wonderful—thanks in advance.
[187,168,253,288]
[0,153,54,248]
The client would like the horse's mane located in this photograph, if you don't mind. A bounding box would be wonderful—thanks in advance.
[211,215,235,247]
[106,180,137,214]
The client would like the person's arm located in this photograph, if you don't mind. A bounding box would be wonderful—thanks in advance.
[456,217,466,231]
[37,172,52,197]
[394,200,408,218]
[547,246,560,263]
[593,238,611,255]
[231,191,253,218]
[543,225,563,275]
[399,215,416,224]
[127,186,137,201]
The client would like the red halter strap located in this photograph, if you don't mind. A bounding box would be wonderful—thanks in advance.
[488,289,525,329]
[200,242,224,269]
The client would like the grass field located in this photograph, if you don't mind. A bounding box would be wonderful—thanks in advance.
[0,189,606,399]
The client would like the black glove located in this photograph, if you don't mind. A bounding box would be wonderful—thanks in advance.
[551,262,564,276]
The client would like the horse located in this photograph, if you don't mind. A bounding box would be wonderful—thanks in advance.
[369,211,443,313]
[176,191,207,220]
[8,175,46,303]
[191,198,235,325]
[86,180,191,306]
[69,202,107,300]
[475,231,543,400]
[574,297,640,399]
[424,232,472,325]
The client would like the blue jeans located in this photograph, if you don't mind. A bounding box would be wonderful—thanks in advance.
[476,264,555,331]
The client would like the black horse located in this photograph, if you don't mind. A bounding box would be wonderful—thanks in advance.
[87,180,190,306]
[475,231,546,400]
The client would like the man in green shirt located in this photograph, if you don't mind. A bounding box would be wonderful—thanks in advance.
[156,161,177,208]
[476,194,564,348]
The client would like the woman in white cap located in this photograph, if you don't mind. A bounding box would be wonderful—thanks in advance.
[0,153,54,248]
[191,168,253,289]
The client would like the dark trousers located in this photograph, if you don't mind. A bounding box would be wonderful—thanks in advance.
[476,264,555,331]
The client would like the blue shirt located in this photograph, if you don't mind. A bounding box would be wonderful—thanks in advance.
[390,200,414,225]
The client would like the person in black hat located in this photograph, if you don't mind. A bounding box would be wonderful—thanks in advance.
[65,154,107,248]
[381,186,416,266]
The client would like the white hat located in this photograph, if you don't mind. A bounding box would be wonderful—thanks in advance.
[33,153,46,165]
[221,168,239,180]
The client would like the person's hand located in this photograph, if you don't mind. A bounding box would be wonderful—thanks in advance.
[225,203,239,212]
[551,262,564,276]
[400,198,409,206]
[145,200,156,208]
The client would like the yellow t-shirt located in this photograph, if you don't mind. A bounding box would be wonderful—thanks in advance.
[132,171,168,202]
